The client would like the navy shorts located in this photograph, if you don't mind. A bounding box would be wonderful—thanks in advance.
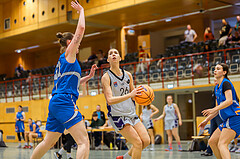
[219,115,240,138]
[46,94,82,133]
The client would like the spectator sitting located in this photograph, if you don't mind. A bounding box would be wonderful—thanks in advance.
[204,44,212,52]
[89,112,104,149]
[100,119,116,149]
[184,24,197,43]
[218,19,232,46]
[235,16,240,32]
[157,57,166,69]
[193,63,204,78]
[23,118,42,149]
[87,52,98,64]
[15,64,24,78]
[26,71,39,84]
[93,105,106,123]
[230,31,240,44]
[97,50,107,67]
[136,53,151,73]
[204,27,215,42]
[138,46,145,58]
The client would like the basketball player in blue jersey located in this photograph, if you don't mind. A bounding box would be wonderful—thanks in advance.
[24,118,42,149]
[31,1,97,159]
[101,49,150,159]
[15,105,25,148]
[199,63,240,159]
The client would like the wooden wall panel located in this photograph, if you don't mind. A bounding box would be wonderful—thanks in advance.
[38,0,48,22]
[48,0,59,20]
[2,1,12,32]
[58,0,67,23]
[0,4,3,34]
[27,0,38,25]
[10,0,20,30]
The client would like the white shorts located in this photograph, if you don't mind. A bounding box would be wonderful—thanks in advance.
[108,115,140,132]
[164,119,178,130]
[142,119,154,129]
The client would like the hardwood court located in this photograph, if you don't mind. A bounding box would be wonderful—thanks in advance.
[1,143,240,159]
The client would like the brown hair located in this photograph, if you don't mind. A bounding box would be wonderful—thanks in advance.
[219,63,229,80]
[143,104,151,110]
[92,112,98,117]
[56,32,74,54]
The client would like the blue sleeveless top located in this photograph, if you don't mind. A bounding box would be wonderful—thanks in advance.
[16,111,24,120]
[215,78,240,121]
[30,122,40,133]
[52,52,82,98]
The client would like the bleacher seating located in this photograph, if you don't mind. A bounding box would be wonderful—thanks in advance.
[1,41,240,100]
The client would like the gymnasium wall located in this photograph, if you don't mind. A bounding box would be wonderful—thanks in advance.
[0,46,60,77]
[150,14,210,57]
[0,0,67,39]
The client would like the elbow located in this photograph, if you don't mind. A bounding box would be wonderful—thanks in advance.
[228,99,233,105]
[106,99,113,105]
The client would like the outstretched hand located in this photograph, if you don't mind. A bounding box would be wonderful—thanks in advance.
[202,108,217,117]
[71,0,83,12]
[88,64,98,78]
[198,120,208,130]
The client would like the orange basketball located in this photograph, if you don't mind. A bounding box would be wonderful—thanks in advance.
[134,85,154,105]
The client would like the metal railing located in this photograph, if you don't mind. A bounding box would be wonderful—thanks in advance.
[1,47,240,103]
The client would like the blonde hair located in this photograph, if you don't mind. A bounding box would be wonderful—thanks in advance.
[56,32,74,54]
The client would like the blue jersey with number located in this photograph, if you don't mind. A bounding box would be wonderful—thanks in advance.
[52,52,81,98]
[30,122,40,133]
[16,111,24,120]
[215,78,240,121]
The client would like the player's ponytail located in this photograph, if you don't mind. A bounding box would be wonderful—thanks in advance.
[56,32,74,54]
[220,63,229,80]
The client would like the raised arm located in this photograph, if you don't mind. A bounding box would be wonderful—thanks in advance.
[101,73,142,105]
[79,64,98,84]
[65,0,85,63]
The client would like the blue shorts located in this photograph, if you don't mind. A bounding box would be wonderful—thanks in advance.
[37,132,42,138]
[46,94,82,133]
[15,121,25,133]
[219,115,240,138]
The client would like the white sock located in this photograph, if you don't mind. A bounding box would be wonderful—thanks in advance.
[58,148,65,155]
[151,144,154,148]
[67,153,71,159]
[123,152,131,159]
[25,142,28,146]
[30,143,33,146]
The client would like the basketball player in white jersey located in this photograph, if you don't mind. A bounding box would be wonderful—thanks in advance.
[155,95,182,151]
[140,104,159,150]
[101,49,150,159]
